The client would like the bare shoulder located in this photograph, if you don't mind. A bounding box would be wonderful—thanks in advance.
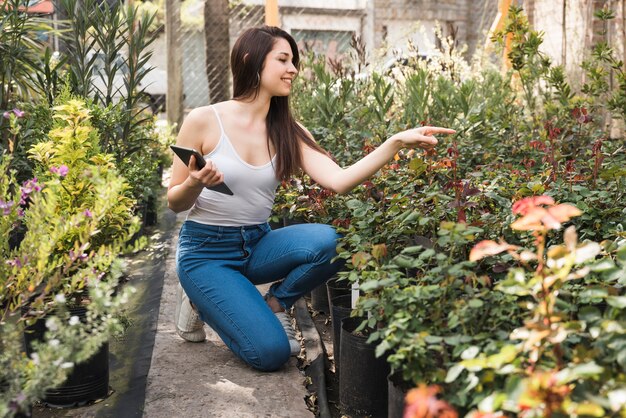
[177,105,222,153]
[211,100,242,125]
[183,106,215,128]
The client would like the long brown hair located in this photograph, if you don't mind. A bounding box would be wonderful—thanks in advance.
[230,26,324,181]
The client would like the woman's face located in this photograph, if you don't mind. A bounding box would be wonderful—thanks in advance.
[260,37,298,97]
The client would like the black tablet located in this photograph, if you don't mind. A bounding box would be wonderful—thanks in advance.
[170,145,234,196]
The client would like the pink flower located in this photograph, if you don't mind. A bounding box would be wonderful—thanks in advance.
[50,165,69,177]
[511,195,555,215]
[83,209,92,218]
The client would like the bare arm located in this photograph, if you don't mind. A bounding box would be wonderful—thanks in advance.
[167,109,224,213]
[300,126,455,194]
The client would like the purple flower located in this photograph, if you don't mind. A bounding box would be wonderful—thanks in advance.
[3,108,24,119]
[0,199,14,215]
[50,165,69,177]
[20,178,42,205]
[6,256,26,268]
[83,209,93,218]
[69,250,88,262]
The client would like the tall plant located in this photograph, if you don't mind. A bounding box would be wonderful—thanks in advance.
[0,0,53,148]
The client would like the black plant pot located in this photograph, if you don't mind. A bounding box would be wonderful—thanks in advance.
[339,317,389,418]
[329,294,352,374]
[326,277,351,304]
[23,305,109,407]
[311,283,329,313]
[388,372,411,418]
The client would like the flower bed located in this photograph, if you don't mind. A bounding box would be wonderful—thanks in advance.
[281,6,626,416]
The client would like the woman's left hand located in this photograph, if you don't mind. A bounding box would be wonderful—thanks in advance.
[390,126,456,150]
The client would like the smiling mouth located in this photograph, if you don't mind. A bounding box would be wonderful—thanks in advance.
[282,78,292,85]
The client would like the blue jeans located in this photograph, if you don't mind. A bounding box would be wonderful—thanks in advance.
[176,220,343,371]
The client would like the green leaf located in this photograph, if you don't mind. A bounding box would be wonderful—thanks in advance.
[468,299,484,308]
[607,296,626,309]
[617,245,626,263]
[375,340,391,358]
[557,362,604,383]
[445,364,464,383]
[578,306,602,322]
[590,258,616,272]
[461,345,480,360]
[424,335,443,344]
[580,287,609,299]
[572,403,605,417]
[409,157,427,176]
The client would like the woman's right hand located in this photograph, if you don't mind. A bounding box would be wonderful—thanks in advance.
[389,126,456,150]
[186,155,224,189]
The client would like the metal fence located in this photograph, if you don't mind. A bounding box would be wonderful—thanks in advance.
[157,0,626,125]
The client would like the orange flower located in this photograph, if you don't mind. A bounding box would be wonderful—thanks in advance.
[404,385,458,418]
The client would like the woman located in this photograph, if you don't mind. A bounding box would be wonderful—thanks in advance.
[168,26,454,372]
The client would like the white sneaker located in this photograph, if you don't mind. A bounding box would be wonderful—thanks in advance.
[275,311,300,356]
[175,283,206,342]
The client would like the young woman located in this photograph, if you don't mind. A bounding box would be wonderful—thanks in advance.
[167,26,455,372]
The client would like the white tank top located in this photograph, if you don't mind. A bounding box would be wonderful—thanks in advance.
[185,106,280,226]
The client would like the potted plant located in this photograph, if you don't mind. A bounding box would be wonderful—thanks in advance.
[0,97,142,414]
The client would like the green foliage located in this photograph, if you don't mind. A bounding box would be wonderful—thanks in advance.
[0,0,54,113]
[28,98,139,250]
[284,4,626,414]
[0,100,141,414]
[462,199,626,416]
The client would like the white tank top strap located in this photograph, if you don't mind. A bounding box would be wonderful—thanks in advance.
[210,105,225,138]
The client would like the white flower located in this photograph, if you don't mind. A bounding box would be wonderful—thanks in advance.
[31,353,40,365]
[45,318,59,332]
[69,316,80,326]
[49,339,60,347]
[61,362,74,369]
[54,293,66,303]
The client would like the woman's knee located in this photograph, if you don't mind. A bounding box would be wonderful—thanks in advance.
[243,338,291,372]
[303,223,342,261]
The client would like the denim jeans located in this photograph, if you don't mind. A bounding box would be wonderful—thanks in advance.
[176,220,343,371]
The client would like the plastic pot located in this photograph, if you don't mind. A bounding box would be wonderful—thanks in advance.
[326,277,351,304]
[23,305,109,407]
[311,283,329,313]
[388,372,411,418]
[329,294,351,373]
[339,317,389,418]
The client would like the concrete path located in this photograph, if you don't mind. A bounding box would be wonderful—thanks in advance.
[142,213,313,418]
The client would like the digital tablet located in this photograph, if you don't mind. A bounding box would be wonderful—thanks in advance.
[170,145,234,196]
